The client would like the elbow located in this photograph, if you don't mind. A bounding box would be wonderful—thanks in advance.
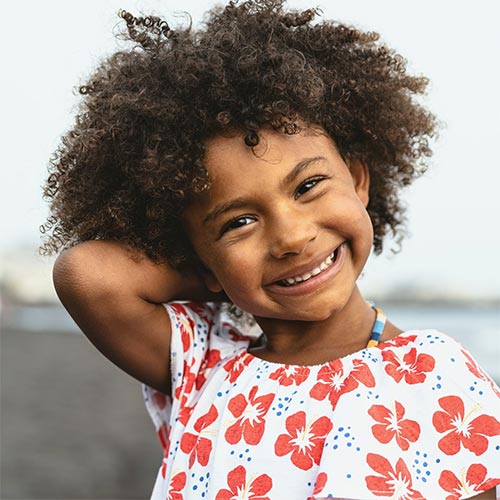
[52,244,106,305]
[52,248,77,302]
[52,241,132,306]
[52,248,93,308]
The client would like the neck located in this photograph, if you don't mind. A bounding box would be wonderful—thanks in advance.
[252,286,378,363]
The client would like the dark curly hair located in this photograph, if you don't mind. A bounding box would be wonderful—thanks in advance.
[41,0,437,268]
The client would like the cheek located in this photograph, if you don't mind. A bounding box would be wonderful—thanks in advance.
[212,249,270,310]
[212,248,260,285]
[332,196,374,261]
[328,192,373,237]
[351,204,374,251]
[211,261,264,313]
[358,206,374,239]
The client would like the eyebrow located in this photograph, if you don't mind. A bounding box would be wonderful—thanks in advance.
[203,198,252,224]
[203,156,327,224]
[280,156,326,188]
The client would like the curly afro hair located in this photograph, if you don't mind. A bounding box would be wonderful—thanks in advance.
[41,0,437,268]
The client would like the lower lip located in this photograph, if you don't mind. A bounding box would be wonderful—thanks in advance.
[266,243,347,296]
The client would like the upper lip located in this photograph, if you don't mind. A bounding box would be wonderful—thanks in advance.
[264,242,344,285]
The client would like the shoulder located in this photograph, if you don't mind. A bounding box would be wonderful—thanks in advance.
[379,329,482,362]
[164,301,219,328]
[376,328,500,400]
[165,301,254,356]
[165,301,253,336]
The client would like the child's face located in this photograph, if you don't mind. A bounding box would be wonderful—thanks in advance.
[183,127,373,322]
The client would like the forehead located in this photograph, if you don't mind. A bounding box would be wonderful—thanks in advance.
[203,128,339,180]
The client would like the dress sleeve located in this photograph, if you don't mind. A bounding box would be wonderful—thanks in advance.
[143,301,251,452]
[418,333,500,499]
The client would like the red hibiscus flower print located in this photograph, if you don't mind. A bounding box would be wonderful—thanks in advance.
[378,334,417,349]
[382,347,435,384]
[156,421,170,452]
[462,348,485,380]
[168,471,187,500]
[432,395,500,456]
[309,358,375,410]
[216,465,272,500]
[180,404,219,467]
[174,360,198,426]
[274,411,333,470]
[368,401,420,451]
[170,303,196,353]
[439,463,500,500]
[150,390,171,448]
[185,301,215,325]
[152,390,168,409]
[196,348,222,390]
[306,472,328,499]
[365,453,423,499]
[225,386,274,445]
[310,472,328,498]
[223,354,253,383]
[177,393,196,426]
[269,365,310,386]
[461,348,500,398]
[159,426,171,478]
[223,323,253,343]
[175,359,196,401]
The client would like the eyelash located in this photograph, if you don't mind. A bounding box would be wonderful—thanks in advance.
[220,215,256,236]
[219,176,328,236]
[294,176,327,199]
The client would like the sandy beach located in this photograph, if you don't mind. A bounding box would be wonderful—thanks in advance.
[1,324,161,499]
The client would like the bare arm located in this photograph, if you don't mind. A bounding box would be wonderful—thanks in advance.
[53,240,214,394]
[471,488,498,499]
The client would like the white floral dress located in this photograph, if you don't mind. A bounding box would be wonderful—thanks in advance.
[143,302,500,500]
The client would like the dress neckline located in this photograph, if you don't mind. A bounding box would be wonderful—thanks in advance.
[243,304,390,369]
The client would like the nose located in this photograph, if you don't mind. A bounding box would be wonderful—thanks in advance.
[268,209,317,259]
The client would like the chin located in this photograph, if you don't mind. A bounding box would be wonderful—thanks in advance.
[295,308,342,322]
[255,304,343,323]
[230,288,352,323]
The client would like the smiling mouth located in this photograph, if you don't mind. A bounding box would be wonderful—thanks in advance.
[275,246,342,287]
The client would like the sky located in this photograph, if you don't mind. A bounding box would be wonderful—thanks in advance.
[1,0,499,299]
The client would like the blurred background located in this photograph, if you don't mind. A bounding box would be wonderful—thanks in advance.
[1,0,499,498]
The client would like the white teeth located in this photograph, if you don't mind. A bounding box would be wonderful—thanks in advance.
[279,249,338,286]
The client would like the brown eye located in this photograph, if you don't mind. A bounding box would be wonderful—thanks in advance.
[295,177,324,199]
[221,216,256,235]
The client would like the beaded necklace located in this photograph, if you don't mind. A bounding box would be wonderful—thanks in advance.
[366,302,387,348]
[252,302,387,351]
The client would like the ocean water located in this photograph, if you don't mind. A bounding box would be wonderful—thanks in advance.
[3,302,499,382]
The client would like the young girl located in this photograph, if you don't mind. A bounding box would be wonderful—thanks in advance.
[42,1,500,498]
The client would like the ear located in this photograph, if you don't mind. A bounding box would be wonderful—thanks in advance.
[349,159,370,207]
[196,263,224,293]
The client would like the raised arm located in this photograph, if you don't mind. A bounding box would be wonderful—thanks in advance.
[53,240,211,394]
